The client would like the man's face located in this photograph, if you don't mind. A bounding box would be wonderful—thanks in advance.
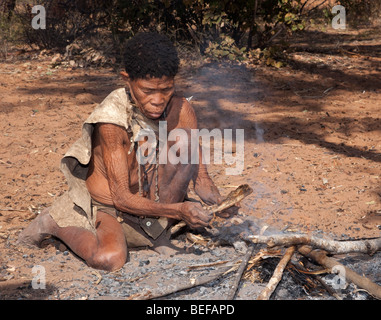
[125,75,175,120]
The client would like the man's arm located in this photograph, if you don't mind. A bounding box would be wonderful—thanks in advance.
[178,100,223,205]
[180,100,237,218]
[98,123,211,228]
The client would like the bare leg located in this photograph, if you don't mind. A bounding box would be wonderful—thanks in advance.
[18,209,127,271]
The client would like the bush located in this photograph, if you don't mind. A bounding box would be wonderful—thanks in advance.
[6,0,380,65]
[338,0,381,25]
[14,0,113,49]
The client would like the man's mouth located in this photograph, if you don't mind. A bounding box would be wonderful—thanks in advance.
[147,112,163,119]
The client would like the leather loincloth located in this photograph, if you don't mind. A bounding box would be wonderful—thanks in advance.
[91,199,170,248]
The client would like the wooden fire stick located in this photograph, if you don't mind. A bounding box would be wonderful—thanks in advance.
[248,233,381,255]
[172,184,253,233]
[206,184,253,215]
[257,246,296,300]
[298,245,381,300]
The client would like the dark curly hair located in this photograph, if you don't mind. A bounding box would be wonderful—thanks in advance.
[123,32,180,80]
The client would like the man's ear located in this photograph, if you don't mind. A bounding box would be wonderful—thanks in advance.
[120,71,130,82]
[120,71,133,93]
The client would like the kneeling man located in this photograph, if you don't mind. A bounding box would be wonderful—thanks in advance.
[18,32,233,271]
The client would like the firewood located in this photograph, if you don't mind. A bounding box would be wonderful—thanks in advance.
[226,245,255,300]
[248,233,381,255]
[206,184,253,214]
[298,246,381,300]
[171,184,253,233]
[256,246,296,300]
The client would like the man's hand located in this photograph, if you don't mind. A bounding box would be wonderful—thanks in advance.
[180,201,213,229]
[213,195,239,219]
[194,181,239,219]
[194,178,221,205]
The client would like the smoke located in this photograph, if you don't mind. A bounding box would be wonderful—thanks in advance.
[182,62,294,236]
[254,122,265,143]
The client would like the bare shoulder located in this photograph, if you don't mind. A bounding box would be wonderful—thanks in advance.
[173,95,198,129]
[95,122,129,148]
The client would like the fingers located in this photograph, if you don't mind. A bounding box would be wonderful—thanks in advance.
[181,202,212,229]
[216,205,239,219]
[190,205,212,228]
[180,201,241,229]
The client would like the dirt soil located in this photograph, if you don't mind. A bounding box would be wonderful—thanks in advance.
[0,24,380,300]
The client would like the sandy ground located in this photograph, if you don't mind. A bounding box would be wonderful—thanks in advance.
[0,24,380,300]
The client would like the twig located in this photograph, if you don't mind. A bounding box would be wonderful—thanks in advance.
[0,207,28,212]
[226,245,255,300]
[127,264,237,300]
[187,260,229,271]
[291,261,342,300]
[172,184,253,234]
[206,184,253,214]
[265,24,286,46]
[91,270,102,285]
[186,23,201,45]
[248,233,381,255]
[123,271,155,283]
[298,245,381,300]
[306,0,329,14]
[220,185,240,188]
[293,86,335,99]
[294,267,330,275]
[257,246,296,300]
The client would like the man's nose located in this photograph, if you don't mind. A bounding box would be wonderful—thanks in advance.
[150,93,165,106]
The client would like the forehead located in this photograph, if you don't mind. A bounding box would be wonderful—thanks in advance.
[133,76,174,89]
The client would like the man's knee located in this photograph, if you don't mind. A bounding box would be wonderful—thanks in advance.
[88,248,127,271]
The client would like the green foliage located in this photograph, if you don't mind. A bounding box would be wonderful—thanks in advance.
[19,0,118,49]
[261,45,286,68]
[10,0,380,66]
[0,8,23,58]
[204,37,288,69]
[204,34,247,61]
[10,0,310,48]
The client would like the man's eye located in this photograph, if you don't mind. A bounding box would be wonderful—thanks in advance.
[142,88,172,94]
[162,88,173,94]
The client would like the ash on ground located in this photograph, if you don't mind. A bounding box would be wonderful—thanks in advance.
[1,214,379,300]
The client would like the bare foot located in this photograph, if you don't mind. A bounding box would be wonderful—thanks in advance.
[17,208,58,248]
